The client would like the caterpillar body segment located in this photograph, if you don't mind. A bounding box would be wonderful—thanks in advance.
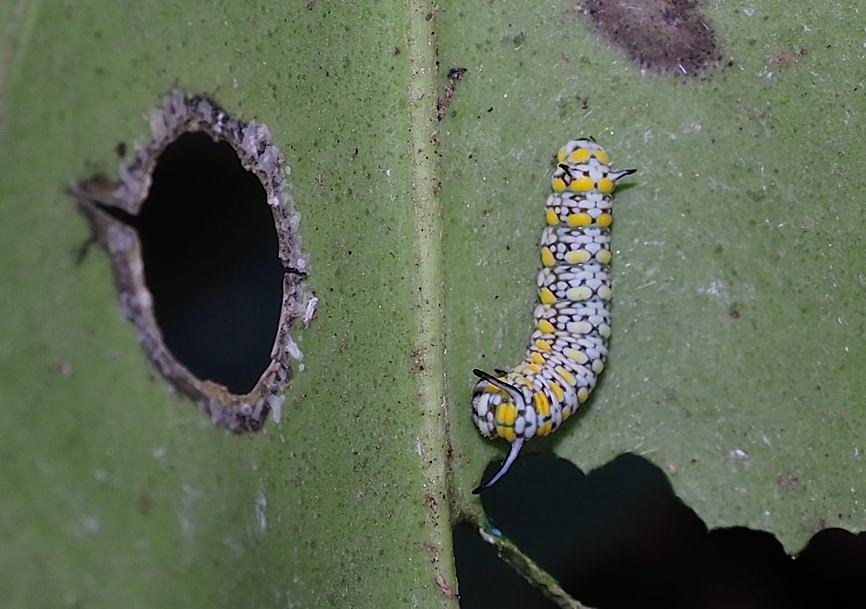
[471,139,635,493]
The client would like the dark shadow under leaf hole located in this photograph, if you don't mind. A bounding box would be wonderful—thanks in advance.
[133,131,284,395]
[455,453,866,609]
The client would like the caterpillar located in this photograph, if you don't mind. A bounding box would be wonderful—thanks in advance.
[471,138,635,493]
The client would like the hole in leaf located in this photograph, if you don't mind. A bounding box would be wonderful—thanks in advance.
[73,90,309,431]
[454,522,557,609]
[136,131,283,395]
[455,453,866,609]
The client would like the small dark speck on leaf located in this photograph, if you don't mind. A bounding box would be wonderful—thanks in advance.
[55,360,73,377]
[507,31,526,48]
[437,67,468,122]
[769,46,808,67]
[776,473,800,493]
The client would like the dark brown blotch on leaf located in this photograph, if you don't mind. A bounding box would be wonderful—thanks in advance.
[584,0,721,75]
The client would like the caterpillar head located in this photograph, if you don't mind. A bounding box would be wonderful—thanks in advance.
[553,138,636,194]
[470,369,528,493]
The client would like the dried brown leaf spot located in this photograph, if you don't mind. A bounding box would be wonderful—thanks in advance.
[584,0,721,75]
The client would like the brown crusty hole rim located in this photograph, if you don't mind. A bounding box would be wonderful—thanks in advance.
[72,89,309,433]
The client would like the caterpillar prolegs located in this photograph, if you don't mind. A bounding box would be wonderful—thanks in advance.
[471,139,635,493]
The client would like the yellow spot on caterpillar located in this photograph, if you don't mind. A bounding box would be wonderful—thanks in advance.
[534,338,553,353]
[566,286,592,301]
[566,250,591,264]
[552,177,567,192]
[598,178,615,193]
[534,391,551,417]
[545,208,560,225]
[571,176,594,192]
[494,404,505,424]
[596,213,613,227]
[595,149,609,164]
[537,421,553,437]
[557,147,567,163]
[541,247,556,267]
[562,406,572,420]
[598,285,613,300]
[567,213,592,227]
[597,249,612,264]
[484,379,509,394]
[540,287,557,305]
[523,362,542,374]
[578,387,590,402]
[592,360,605,374]
[497,426,516,441]
[570,148,591,163]
[556,366,577,386]
[496,403,517,425]
[537,319,556,334]
[549,382,565,402]
[535,339,553,352]
[531,352,546,365]
[565,348,589,364]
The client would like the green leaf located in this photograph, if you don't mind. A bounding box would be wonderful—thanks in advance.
[2,1,865,608]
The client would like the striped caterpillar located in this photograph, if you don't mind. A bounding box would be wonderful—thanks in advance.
[471,138,635,493]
